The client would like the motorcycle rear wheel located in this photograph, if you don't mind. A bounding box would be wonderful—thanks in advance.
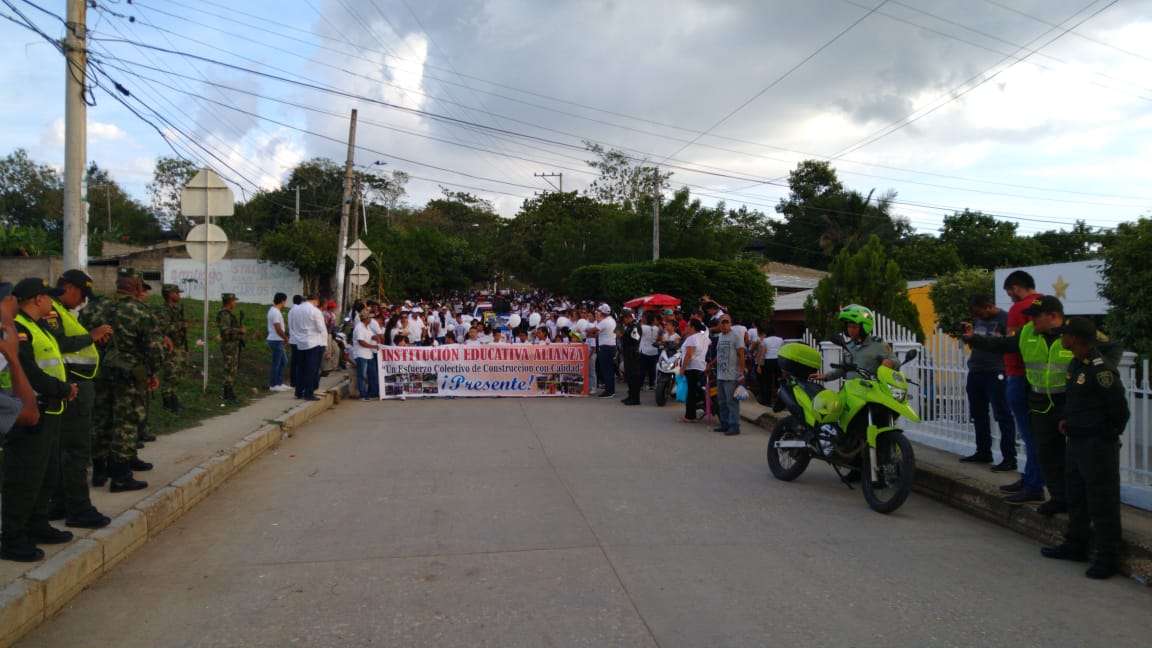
[861,431,915,514]
[767,416,811,481]
[655,375,670,406]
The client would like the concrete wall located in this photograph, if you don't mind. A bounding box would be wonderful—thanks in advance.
[0,257,124,294]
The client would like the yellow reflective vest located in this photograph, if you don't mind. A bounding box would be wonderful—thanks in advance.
[1019,322,1074,413]
[51,299,100,380]
[14,312,68,415]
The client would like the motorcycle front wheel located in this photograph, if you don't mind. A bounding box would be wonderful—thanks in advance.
[655,375,670,406]
[861,431,915,514]
[766,415,811,481]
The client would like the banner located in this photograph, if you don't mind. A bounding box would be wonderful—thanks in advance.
[378,344,590,399]
[164,258,303,304]
[994,260,1107,315]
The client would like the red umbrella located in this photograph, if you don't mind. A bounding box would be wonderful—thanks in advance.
[623,293,682,309]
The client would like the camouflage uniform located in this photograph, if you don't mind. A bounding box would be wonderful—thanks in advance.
[157,287,187,404]
[87,292,164,474]
[216,295,244,402]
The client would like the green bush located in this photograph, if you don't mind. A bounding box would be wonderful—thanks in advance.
[929,268,994,335]
[1101,218,1152,358]
[568,258,774,322]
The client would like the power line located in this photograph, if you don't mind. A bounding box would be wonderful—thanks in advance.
[980,0,1152,64]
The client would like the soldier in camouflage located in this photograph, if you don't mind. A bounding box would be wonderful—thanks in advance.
[158,284,187,413]
[135,281,157,446]
[83,269,164,492]
[217,293,245,403]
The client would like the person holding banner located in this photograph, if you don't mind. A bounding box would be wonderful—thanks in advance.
[589,305,617,399]
[352,310,379,401]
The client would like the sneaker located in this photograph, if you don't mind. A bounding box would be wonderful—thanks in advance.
[1004,490,1045,505]
[597,392,615,399]
[999,479,1024,494]
[65,508,111,529]
[712,426,729,433]
[1036,500,1068,516]
[30,526,74,545]
[1040,543,1088,562]
[960,453,993,464]
[724,429,741,436]
[1085,563,1118,579]
[990,459,1018,472]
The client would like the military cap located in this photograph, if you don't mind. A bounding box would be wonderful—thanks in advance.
[1054,317,1097,341]
[162,283,182,294]
[57,269,95,298]
[221,292,238,302]
[12,277,64,301]
[1022,295,1064,316]
[117,267,139,278]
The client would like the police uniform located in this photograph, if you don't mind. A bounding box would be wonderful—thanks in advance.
[216,293,244,403]
[1044,318,1129,578]
[620,314,643,405]
[43,270,110,528]
[822,335,896,381]
[1,279,76,561]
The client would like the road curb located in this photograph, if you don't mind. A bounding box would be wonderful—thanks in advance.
[0,379,349,647]
[742,404,1152,586]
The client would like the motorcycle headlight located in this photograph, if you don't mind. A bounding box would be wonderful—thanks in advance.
[890,386,908,402]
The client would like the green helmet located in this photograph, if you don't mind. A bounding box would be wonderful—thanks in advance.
[837,304,875,336]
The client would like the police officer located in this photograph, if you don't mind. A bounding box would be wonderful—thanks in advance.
[0,279,79,561]
[812,304,897,382]
[1040,318,1129,579]
[158,284,187,412]
[619,309,643,405]
[217,293,245,403]
[45,270,113,529]
[86,269,163,492]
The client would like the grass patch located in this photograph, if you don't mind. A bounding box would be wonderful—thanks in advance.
[144,298,285,436]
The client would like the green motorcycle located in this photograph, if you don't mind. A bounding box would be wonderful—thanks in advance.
[766,337,920,514]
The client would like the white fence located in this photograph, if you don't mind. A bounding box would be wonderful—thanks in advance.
[804,315,1152,511]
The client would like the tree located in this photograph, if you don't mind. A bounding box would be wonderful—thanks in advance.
[258,221,340,294]
[891,234,963,279]
[1030,220,1108,263]
[770,160,907,269]
[583,142,671,208]
[148,157,199,235]
[1100,218,1152,357]
[929,269,994,335]
[804,235,923,341]
[939,210,1043,269]
[85,163,163,249]
[0,148,63,232]
[363,227,474,298]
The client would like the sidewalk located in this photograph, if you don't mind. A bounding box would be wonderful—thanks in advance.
[740,400,1152,586]
[0,375,350,647]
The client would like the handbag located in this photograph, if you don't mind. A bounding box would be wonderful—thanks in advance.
[674,374,687,402]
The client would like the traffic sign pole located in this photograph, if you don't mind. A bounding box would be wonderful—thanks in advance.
[180,169,234,394]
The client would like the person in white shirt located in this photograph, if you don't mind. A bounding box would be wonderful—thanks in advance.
[352,310,379,401]
[639,311,660,389]
[294,295,329,400]
[266,293,291,391]
[407,310,426,344]
[759,325,785,405]
[286,295,304,393]
[588,305,617,397]
[680,320,711,422]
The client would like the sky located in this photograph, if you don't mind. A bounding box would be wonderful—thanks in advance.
[2,0,1151,235]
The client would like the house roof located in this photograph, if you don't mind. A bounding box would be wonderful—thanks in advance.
[774,288,813,312]
[763,262,828,291]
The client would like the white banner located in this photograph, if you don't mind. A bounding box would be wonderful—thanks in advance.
[163,258,302,304]
[378,344,590,399]
[995,260,1107,315]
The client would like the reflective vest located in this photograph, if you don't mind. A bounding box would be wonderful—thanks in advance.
[14,312,67,415]
[51,299,100,379]
[1019,322,1074,413]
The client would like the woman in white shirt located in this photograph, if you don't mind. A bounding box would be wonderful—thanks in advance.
[680,319,710,422]
[639,311,660,390]
[759,324,785,405]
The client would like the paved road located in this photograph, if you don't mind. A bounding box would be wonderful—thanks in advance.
[22,398,1152,647]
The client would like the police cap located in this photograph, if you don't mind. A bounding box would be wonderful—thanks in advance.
[1054,317,1097,342]
[12,277,64,301]
[1022,295,1064,316]
[221,292,237,303]
[57,269,95,299]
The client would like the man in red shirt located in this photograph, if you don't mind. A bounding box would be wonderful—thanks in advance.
[998,271,1047,506]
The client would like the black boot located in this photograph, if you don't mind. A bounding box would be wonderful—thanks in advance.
[109,461,148,492]
[65,507,111,529]
[0,540,44,563]
[29,525,74,545]
[162,394,183,413]
[91,458,108,488]
[223,385,238,404]
[47,500,67,521]
[1040,543,1088,562]
[139,431,157,443]
[128,457,153,472]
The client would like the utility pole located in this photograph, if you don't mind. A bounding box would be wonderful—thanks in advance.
[294,186,300,222]
[62,0,88,270]
[534,172,563,193]
[652,167,661,261]
[333,109,357,315]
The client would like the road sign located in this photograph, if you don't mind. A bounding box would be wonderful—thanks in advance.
[184,223,230,263]
[180,168,235,219]
[348,264,370,286]
[346,238,372,265]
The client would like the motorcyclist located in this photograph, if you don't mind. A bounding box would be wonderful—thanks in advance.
[812,304,897,382]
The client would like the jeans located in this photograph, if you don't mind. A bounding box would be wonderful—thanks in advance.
[966,370,1016,460]
[355,357,378,399]
[684,369,705,420]
[296,346,324,398]
[641,353,658,388]
[596,346,616,395]
[1006,376,1043,492]
[268,340,287,388]
[717,380,740,431]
